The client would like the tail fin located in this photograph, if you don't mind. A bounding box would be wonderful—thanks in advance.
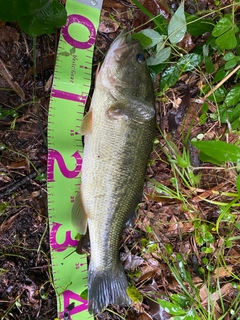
[88,262,131,315]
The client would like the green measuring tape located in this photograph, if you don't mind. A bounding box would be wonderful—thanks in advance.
[47,0,103,318]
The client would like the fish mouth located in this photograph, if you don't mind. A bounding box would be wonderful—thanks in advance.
[108,30,139,61]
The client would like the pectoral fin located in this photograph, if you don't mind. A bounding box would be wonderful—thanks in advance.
[71,190,88,235]
[107,98,155,124]
[80,110,92,135]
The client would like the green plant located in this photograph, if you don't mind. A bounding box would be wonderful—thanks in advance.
[155,129,202,192]
[132,1,240,131]
[0,0,67,37]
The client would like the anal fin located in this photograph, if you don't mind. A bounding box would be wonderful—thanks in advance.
[71,189,88,235]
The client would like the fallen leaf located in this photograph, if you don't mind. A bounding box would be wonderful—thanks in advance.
[6,159,30,170]
[137,265,160,284]
[99,21,119,34]
[202,283,234,305]
[213,266,233,278]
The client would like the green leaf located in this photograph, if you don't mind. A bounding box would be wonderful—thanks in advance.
[132,33,152,48]
[200,114,207,125]
[191,140,240,163]
[0,0,67,36]
[127,286,143,303]
[232,117,240,130]
[147,47,171,66]
[157,299,186,316]
[36,173,47,181]
[168,2,187,44]
[0,202,9,214]
[236,175,240,196]
[203,230,214,243]
[199,151,223,165]
[224,58,238,70]
[225,84,240,107]
[178,260,193,283]
[176,154,188,168]
[224,52,235,61]
[80,288,88,300]
[19,0,67,36]
[177,53,202,72]
[200,224,214,244]
[149,63,166,75]
[160,65,180,91]
[220,103,240,124]
[207,86,226,102]
[186,14,214,36]
[145,225,153,233]
[135,29,165,49]
[215,29,237,50]
[201,102,209,113]
[212,17,232,37]
[204,56,215,74]
[0,0,28,21]
[165,243,173,254]
[213,69,228,83]
[171,294,190,308]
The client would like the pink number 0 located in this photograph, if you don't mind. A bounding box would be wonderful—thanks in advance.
[47,149,82,182]
[62,14,96,49]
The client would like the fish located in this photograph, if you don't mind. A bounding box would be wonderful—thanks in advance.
[72,29,156,315]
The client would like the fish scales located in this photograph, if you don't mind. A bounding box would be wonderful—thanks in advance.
[72,30,156,315]
[84,109,154,264]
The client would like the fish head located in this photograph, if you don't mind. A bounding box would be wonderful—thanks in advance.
[99,30,154,103]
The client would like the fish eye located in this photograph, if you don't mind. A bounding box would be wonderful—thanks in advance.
[136,53,146,63]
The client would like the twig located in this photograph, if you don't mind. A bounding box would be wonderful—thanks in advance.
[204,64,240,99]
[0,58,25,100]
[0,171,38,199]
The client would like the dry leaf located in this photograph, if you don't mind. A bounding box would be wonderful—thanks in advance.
[6,159,30,170]
[202,283,234,305]
[99,21,119,34]
[137,265,160,284]
[213,266,233,278]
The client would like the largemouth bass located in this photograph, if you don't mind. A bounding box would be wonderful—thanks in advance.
[72,30,155,315]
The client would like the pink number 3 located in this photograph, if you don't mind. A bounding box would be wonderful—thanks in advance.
[50,222,78,252]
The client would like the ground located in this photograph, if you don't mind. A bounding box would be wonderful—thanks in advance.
[0,0,240,319]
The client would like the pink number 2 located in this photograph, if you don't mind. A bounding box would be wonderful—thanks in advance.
[48,149,82,182]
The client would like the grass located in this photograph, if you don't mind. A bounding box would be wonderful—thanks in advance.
[135,124,240,319]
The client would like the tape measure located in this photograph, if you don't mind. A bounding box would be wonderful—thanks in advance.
[47,0,103,318]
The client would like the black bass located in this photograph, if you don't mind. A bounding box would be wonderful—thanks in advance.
[72,30,155,315]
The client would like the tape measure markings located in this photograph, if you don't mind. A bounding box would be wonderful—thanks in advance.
[47,0,103,318]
